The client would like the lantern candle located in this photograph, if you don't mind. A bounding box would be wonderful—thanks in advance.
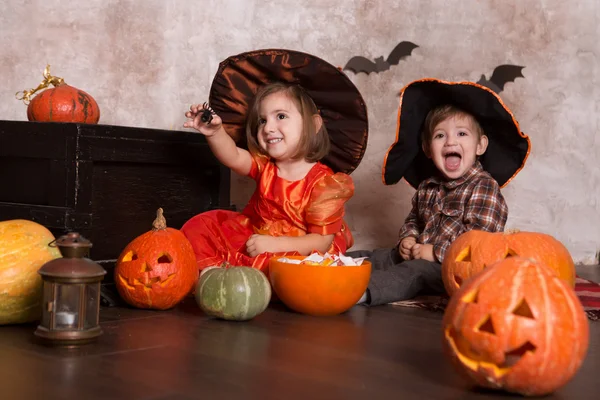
[55,311,78,327]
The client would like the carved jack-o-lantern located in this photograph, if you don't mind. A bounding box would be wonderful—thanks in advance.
[442,257,589,396]
[115,208,198,310]
[442,230,575,296]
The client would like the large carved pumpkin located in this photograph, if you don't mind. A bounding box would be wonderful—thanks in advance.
[0,219,62,324]
[442,230,575,296]
[195,265,271,321]
[442,257,589,396]
[115,208,198,310]
[17,65,100,124]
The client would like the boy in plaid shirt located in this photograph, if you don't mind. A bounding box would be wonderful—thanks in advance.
[351,79,531,306]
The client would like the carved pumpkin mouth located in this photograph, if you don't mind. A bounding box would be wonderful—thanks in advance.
[445,327,538,378]
[118,269,177,290]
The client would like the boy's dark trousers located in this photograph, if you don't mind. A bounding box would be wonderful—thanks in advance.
[346,247,446,306]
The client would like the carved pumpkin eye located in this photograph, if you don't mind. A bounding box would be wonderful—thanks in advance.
[453,246,471,286]
[157,253,173,264]
[121,251,138,262]
[511,298,535,319]
[462,288,479,304]
[476,316,496,335]
[455,246,471,262]
[505,248,518,258]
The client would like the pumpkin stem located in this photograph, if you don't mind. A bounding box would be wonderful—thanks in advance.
[15,64,65,105]
[504,228,521,234]
[152,208,168,231]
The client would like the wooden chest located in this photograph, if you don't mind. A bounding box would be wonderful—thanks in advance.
[0,120,231,274]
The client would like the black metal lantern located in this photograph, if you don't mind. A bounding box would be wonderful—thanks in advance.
[34,232,106,345]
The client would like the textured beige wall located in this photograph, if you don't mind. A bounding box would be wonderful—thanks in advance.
[1,0,598,263]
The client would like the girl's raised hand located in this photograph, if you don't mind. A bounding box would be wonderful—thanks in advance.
[184,103,223,136]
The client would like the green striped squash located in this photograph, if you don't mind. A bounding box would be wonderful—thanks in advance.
[195,266,271,321]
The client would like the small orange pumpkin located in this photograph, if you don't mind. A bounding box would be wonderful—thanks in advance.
[442,230,575,296]
[115,208,198,310]
[442,256,589,396]
[16,65,100,124]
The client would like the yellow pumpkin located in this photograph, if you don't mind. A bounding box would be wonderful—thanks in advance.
[0,220,61,324]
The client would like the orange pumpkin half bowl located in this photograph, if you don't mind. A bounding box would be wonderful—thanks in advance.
[268,256,372,317]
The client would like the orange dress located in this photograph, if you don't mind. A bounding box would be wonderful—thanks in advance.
[181,155,354,275]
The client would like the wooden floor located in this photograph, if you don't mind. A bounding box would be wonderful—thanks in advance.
[1,266,599,400]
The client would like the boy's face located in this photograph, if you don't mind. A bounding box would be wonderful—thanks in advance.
[424,114,488,181]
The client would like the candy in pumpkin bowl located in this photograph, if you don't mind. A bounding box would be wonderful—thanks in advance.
[268,253,371,317]
[442,256,589,397]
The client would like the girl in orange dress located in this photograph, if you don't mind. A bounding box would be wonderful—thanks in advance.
[180,49,368,276]
[182,82,354,274]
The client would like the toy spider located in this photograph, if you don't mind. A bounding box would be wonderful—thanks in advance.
[200,102,216,124]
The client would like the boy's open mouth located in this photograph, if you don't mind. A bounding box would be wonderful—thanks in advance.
[444,152,462,171]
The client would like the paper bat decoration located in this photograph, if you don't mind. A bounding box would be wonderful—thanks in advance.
[343,41,419,75]
[477,64,525,93]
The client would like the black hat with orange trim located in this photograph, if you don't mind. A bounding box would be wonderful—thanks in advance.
[382,78,531,188]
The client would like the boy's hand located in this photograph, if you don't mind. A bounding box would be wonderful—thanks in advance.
[411,243,436,262]
[184,103,223,136]
[246,234,279,257]
[399,237,417,260]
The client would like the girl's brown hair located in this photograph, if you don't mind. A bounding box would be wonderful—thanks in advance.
[245,82,330,162]
[421,104,484,150]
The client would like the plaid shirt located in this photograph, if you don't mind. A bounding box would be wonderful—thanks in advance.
[398,161,508,263]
